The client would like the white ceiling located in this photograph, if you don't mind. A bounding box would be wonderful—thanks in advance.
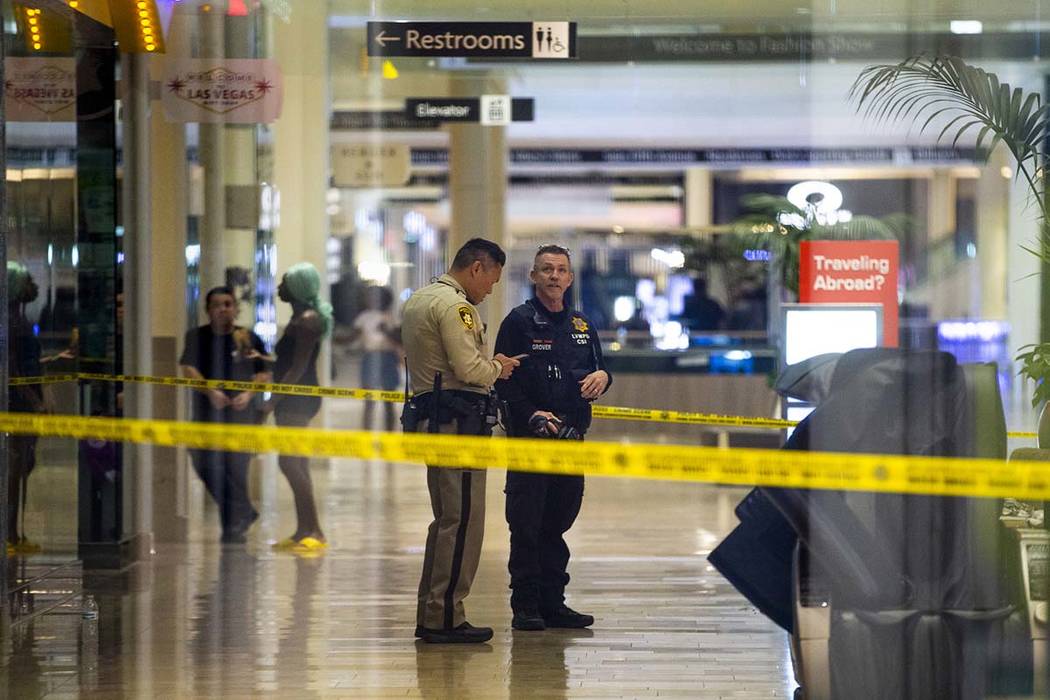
[330,0,1050,28]
[332,57,1050,149]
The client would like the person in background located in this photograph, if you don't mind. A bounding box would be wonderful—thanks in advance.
[180,286,269,544]
[6,262,46,555]
[262,262,332,554]
[349,285,402,431]
[680,277,726,332]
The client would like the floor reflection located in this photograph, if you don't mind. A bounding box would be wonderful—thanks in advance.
[190,547,260,697]
[508,628,594,700]
[414,640,493,699]
[273,555,324,697]
[4,467,792,699]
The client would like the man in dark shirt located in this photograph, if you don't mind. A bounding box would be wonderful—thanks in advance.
[680,277,725,331]
[179,286,270,543]
[495,245,612,631]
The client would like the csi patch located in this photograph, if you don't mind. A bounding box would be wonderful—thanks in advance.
[457,306,475,330]
[572,316,589,333]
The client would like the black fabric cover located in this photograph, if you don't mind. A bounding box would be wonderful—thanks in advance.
[707,488,796,633]
[710,348,1027,699]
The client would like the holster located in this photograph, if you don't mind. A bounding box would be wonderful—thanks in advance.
[408,389,496,437]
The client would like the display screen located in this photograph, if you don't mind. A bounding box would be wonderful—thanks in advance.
[783,305,881,366]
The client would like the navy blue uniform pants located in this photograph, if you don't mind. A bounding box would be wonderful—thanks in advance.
[505,470,584,612]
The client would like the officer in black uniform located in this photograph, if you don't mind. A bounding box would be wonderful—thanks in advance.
[494,244,612,631]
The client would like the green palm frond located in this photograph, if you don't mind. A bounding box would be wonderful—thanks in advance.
[851,55,1047,176]
[738,194,804,218]
[850,55,1049,235]
[854,54,1050,393]
[810,215,898,241]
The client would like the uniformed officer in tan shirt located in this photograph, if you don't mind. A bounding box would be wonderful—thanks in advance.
[402,238,520,644]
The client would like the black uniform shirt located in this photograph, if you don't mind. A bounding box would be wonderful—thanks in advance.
[179,325,267,424]
[494,298,611,436]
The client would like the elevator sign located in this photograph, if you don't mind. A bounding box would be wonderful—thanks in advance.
[367,21,576,59]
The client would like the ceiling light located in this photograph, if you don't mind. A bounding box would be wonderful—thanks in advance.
[613,297,636,324]
[786,180,843,214]
[950,20,982,34]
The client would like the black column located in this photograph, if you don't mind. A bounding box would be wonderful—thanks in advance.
[75,44,124,568]
[0,4,9,603]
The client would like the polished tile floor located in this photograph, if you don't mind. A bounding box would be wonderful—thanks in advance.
[3,450,796,699]
[6,371,1044,700]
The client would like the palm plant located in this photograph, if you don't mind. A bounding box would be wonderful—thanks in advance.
[851,54,1049,405]
[851,55,1048,259]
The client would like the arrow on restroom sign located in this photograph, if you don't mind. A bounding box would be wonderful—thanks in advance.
[373,30,401,47]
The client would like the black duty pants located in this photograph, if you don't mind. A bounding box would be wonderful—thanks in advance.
[190,449,256,532]
[505,470,584,612]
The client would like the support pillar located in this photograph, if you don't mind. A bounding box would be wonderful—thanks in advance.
[448,74,508,328]
[121,52,154,563]
[76,45,124,568]
[976,148,1010,320]
[272,1,331,396]
[149,45,190,543]
[684,168,712,228]
[684,168,725,303]
[198,9,226,293]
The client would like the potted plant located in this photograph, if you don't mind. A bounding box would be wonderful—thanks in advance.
[851,54,1050,441]
[731,192,906,298]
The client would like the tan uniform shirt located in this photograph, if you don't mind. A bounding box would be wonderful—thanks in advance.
[401,273,501,396]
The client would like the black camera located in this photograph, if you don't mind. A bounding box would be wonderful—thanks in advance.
[528,413,580,440]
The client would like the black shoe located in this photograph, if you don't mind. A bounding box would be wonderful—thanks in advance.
[222,510,259,543]
[414,625,425,638]
[511,606,546,631]
[542,605,593,629]
[420,622,493,644]
[220,529,247,544]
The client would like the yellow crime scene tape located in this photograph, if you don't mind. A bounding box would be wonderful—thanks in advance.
[8,371,1038,439]
[1,410,1049,500]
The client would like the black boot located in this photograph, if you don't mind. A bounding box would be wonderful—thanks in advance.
[512,603,546,631]
[419,622,493,644]
[542,604,593,629]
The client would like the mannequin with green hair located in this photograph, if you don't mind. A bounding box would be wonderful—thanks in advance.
[7,262,44,554]
[261,262,331,552]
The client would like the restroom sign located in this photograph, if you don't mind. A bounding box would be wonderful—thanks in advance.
[367,21,576,59]
[799,240,899,346]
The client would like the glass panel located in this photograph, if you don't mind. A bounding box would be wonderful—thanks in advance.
[6,1,1050,697]
[4,3,83,559]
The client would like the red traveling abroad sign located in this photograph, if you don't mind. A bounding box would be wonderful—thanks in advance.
[798,240,899,347]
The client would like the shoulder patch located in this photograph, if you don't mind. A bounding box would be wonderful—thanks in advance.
[572,316,589,333]
[457,306,475,330]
